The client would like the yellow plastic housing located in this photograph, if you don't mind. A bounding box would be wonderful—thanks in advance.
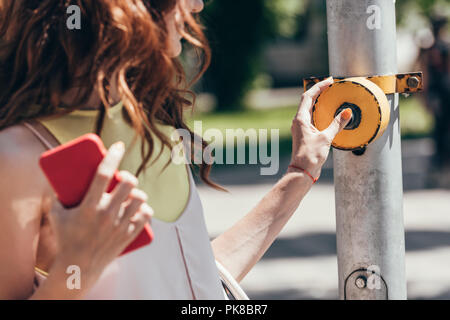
[312,77,390,150]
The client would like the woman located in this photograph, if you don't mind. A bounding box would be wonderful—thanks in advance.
[0,0,352,299]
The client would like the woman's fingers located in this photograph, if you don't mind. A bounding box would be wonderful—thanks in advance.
[107,171,139,215]
[82,142,125,208]
[322,108,353,142]
[127,208,153,239]
[121,189,150,222]
[296,77,334,123]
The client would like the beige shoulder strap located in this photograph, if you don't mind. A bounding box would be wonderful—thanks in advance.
[23,120,61,150]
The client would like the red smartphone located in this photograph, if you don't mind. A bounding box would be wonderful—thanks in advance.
[39,133,153,256]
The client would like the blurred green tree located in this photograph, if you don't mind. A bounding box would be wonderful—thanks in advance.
[201,0,278,111]
[200,0,447,112]
[396,0,445,23]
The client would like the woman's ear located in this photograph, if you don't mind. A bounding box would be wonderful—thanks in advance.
[190,0,204,13]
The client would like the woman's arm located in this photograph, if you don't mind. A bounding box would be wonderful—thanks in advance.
[212,170,313,283]
[0,126,152,299]
[0,126,48,299]
[0,127,89,299]
[212,78,352,282]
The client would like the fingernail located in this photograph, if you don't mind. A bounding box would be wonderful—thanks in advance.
[341,108,352,121]
[327,76,334,82]
[112,141,125,153]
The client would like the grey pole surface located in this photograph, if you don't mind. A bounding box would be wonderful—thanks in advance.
[326,0,407,299]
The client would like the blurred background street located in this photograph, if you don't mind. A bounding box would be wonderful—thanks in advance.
[199,143,450,299]
[187,0,450,299]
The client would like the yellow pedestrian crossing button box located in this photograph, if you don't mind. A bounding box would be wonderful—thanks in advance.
[303,72,423,150]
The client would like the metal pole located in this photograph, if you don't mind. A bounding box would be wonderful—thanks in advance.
[326,0,407,299]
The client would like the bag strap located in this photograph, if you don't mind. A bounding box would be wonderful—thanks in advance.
[216,260,249,300]
[23,120,61,150]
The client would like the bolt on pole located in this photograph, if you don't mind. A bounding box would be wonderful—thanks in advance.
[326,0,407,299]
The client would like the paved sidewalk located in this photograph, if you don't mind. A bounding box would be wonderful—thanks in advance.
[199,183,450,299]
[198,138,450,299]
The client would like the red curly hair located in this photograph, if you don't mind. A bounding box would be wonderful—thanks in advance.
[0,0,220,188]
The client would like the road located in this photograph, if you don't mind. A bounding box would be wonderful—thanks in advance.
[198,138,450,299]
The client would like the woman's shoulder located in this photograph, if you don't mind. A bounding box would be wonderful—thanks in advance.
[0,124,48,185]
[0,124,47,159]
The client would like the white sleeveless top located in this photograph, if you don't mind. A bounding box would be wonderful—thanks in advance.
[90,169,228,299]
[27,121,228,300]
[34,168,227,299]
